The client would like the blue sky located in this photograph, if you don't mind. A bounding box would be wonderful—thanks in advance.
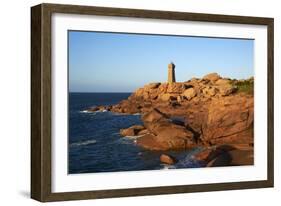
[69,31,254,92]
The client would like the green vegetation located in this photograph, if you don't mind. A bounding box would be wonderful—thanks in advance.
[231,78,254,95]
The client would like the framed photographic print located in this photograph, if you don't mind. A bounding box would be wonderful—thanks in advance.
[31,3,274,202]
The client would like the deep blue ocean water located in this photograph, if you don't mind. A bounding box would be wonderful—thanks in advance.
[68,93,203,174]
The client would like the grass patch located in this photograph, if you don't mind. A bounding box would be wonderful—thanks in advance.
[231,78,254,95]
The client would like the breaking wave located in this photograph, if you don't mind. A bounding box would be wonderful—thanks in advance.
[80,110,108,114]
[80,110,91,113]
[70,139,97,147]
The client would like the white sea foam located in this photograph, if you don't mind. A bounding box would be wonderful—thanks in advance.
[91,110,108,113]
[160,164,176,170]
[70,139,97,147]
[118,134,145,145]
[80,110,90,113]
[111,112,126,116]
[123,134,146,140]
[79,110,98,114]
[79,109,109,114]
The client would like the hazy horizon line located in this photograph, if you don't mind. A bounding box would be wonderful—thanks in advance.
[69,75,254,93]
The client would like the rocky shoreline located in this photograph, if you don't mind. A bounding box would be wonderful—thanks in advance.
[88,73,254,167]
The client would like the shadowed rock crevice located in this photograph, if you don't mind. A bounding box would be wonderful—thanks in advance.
[193,144,254,167]
[185,124,202,144]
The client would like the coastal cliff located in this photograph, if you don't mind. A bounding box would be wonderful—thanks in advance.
[88,73,254,167]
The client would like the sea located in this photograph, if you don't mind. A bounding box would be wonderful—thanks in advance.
[68,92,204,174]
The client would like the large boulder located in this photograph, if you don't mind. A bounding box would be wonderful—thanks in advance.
[138,129,149,135]
[133,83,161,100]
[160,154,177,165]
[136,133,168,150]
[203,96,254,145]
[149,89,159,100]
[142,108,168,123]
[206,147,253,167]
[202,86,217,97]
[157,83,168,94]
[114,100,141,114]
[145,120,194,142]
[213,79,237,96]
[145,82,161,89]
[158,93,177,102]
[218,85,237,96]
[120,125,145,137]
[167,83,186,93]
[137,131,196,150]
[137,109,197,150]
[215,79,231,85]
[183,88,196,100]
[193,144,253,167]
[203,73,221,82]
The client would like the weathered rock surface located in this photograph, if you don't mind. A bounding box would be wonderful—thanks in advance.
[183,88,196,100]
[136,109,198,150]
[120,125,146,137]
[160,154,178,165]
[87,73,254,165]
[167,82,186,93]
[146,82,161,89]
[194,144,253,167]
[89,73,242,115]
[203,96,254,145]
[203,73,221,82]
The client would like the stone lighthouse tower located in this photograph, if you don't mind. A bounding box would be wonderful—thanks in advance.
[168,62,176,83]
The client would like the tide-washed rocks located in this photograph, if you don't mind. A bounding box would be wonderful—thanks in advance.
[136,109,198,150]
[86,73,254,161]
[88,105,112,112]
[136,134,167,150]
[207,149,253,167]
[132,92,253,150]
[111,99,141,114]
[141,108,168,123]
[193,144,253,167]
[138,129,149,135]
[120,125,146,137]
[160,154,178,165]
